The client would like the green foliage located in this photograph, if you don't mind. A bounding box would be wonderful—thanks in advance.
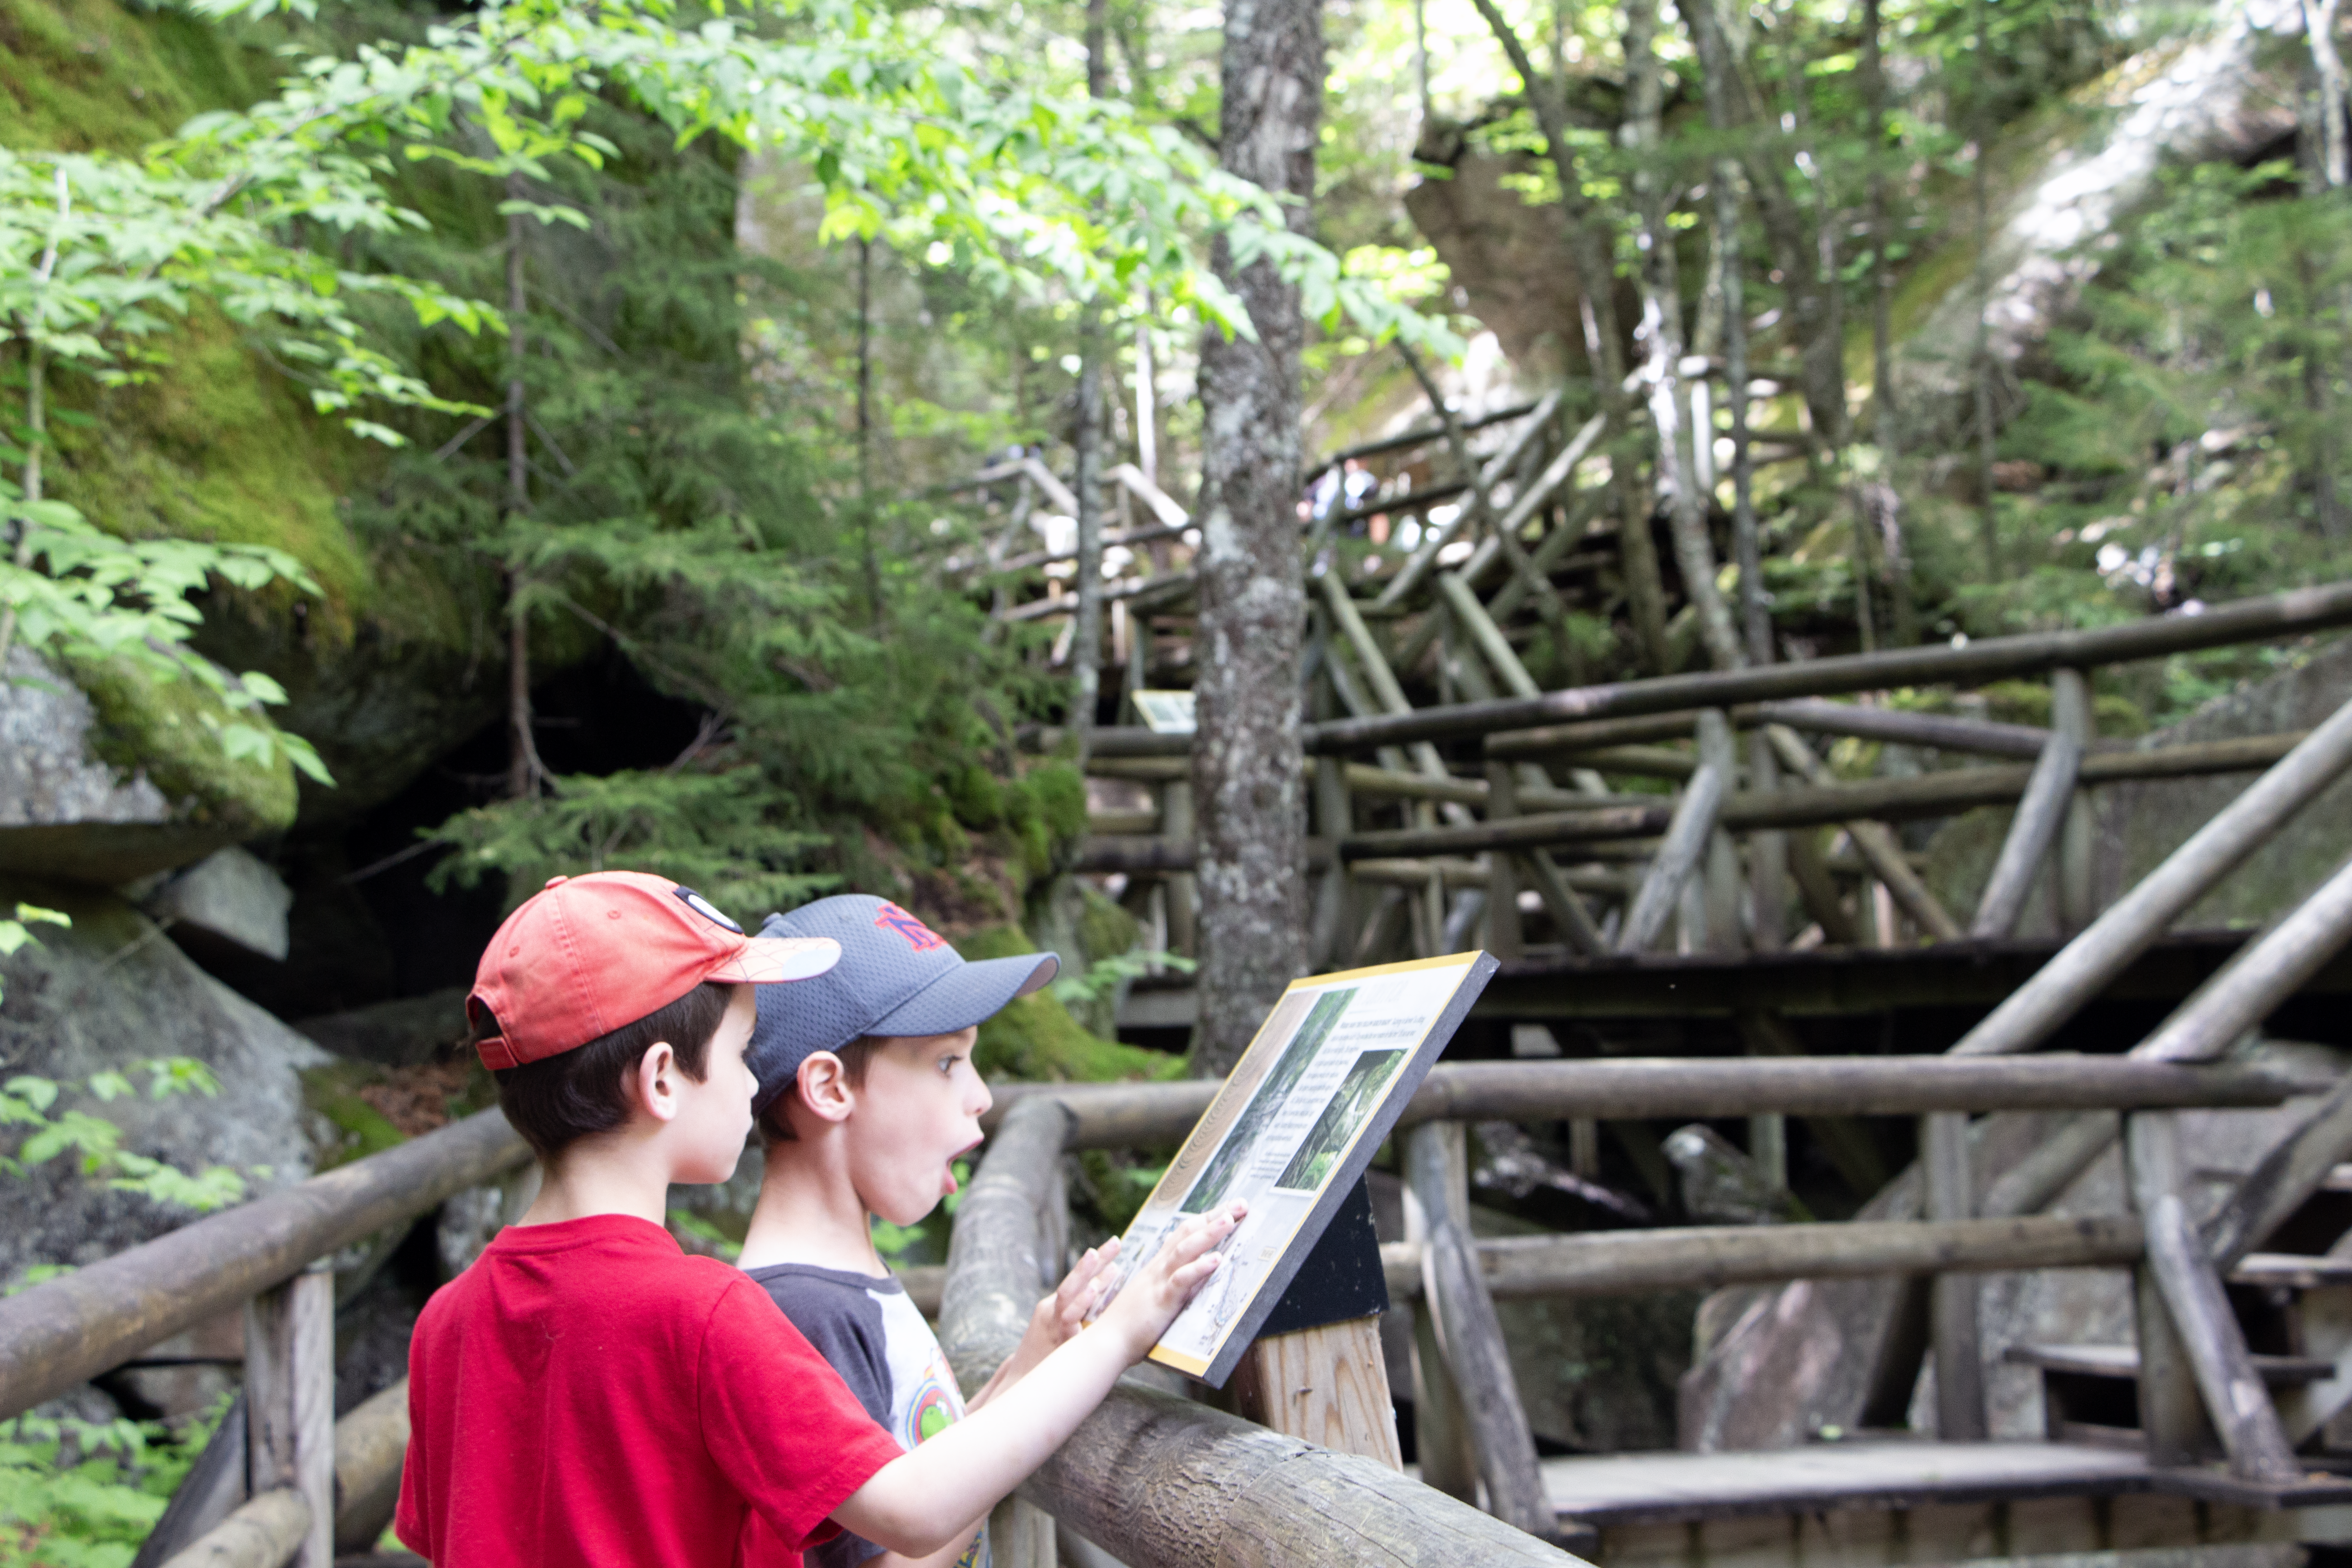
[0,1396,226,1568]
[0,903,68,1007]
[1050,949,1195,1009]
[0,1058,250,1219]
[955,923,1181,1084]
[423,766,839,918]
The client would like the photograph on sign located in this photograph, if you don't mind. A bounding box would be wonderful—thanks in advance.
[1130,690,1197,734]
[1089,950,1497,1385]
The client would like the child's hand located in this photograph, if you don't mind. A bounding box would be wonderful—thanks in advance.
[1030,1239,1121,1348]
[1098,1202,1246,1362]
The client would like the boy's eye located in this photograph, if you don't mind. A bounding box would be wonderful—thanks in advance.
[939,1055,962,1075]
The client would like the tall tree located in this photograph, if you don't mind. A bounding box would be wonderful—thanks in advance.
[1189,0,1321,1077]
[1468,0,1673,670]
[1069,0,1112,760]
[1627,0,1740,670]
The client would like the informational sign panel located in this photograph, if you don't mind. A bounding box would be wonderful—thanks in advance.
[1094,951,1498,1386]
[1130,690,1196,734]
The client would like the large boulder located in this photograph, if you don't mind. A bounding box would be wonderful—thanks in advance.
[0,876,329,1291]
[0,647,297,886]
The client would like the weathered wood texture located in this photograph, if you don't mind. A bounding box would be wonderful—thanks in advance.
[2139,850,2352,1062]
[1921,1113,1986,1441]
[2125,1113,2213,1466]
[2143,1194,2303,1483]
[1971,732,2082,937]
[1320,581,2352,752]
[1617,764,1725,953]
[1230,1316,1403,1470]
[1406,1124,1552,1537]
[939,1100,1583,1566]
[1186,0,1321,1074]
[152,1490,310,1568]
[1950,693,2352,1056]
[331,1379,410,1555]
[244,1270,334,1568]
[1372,1215,2146,1302]
[2202,1070,2352,1271]
[0,1107,527,1421]
[981,1056,2305,1149]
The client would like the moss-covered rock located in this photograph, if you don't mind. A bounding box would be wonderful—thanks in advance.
[66,651,297,836]
[955,922,1180,1085]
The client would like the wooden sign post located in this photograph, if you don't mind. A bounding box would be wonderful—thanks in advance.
[1229,1180,1403,1469]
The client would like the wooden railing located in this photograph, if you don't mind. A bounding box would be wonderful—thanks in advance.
[0,1110,530,1568]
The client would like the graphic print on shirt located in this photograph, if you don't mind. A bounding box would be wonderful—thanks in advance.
[748,1262,987,1568]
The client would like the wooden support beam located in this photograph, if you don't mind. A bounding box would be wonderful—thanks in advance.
[1304,397,1545,483]
[938,1098,1579,1568]
[244,1268,334,1568]
[2126,1112,2213,1466]
[1518,848,1608,956]
[2142,1193,2304,1484]
[152,1491,310,1568]
[1372,394,1568,611]
[1950,693,2352,1056]
[1698,711,1744,953]
[1405,1124,1552,1539]
[1486,764,1524,960]
[1763,726,1965,942]
[2202,1070,2352,1272]
[0,1109,528,1424]
[1786,827,1862,945]
[1971,730,2082,938]
[2053,668,2099,931]
[1748,731,1788,952]
[1753,698,2056,759]
[1373,1214,2147,1300]
[2138,850,2352,1062]
[1344,763,1488,806]
[982,1056,2309,1150]
[1922,1113,1986,1441]
[1617,764,1726,954]
[1231,1317,1404,1471]
[1313,580,2352,753]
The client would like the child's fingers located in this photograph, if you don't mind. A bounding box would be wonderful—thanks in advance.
[1154,1205,1245,1277]
[1166,1251,1223,1294]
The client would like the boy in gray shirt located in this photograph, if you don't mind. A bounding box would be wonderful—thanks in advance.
[738,897,1122,1568]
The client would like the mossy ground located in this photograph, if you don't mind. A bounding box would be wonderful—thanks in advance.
[954,922,1182,1085]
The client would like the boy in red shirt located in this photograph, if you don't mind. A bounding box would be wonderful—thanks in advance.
[395,873,1238,1568]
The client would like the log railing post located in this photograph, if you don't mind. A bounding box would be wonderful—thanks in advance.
[1486,762,1524,960]
[2052,666,2098,931]
[1921,1113,1985,1441]
[244,1264,334,1568]
[1747,730,1787,951]
[1404,1123,1553,1539]
[1971,725,2083,938]
[1312,755,1355,970]
[1161,777,1197,957]
[1696,709,1744,952]
[2123,1112,2213,1465]
[2141,1194,2303,1483]
[1617,764,1725,954]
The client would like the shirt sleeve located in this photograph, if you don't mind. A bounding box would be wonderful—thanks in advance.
[392,1344,434,1561]
[700,1278,906,1553]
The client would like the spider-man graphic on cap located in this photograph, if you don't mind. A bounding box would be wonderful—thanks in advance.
[872,901,946,952]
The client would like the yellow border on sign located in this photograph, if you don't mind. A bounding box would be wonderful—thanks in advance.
[1137,949,1486,1379]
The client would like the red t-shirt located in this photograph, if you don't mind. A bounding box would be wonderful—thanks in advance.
[396,1214,904,1568]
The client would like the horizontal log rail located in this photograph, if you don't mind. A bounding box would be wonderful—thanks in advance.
[980,1056,2307,1151]
[940,1096,1582,1566]
[1322,581,2352,753]
[1368,1214,2148,1301]
[0,1108,527,1422]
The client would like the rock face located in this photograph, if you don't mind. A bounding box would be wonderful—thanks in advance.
[0,647,296,885]
[147,847,295,962]
[0,877,329,1295]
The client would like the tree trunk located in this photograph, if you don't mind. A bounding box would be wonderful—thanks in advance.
[1189,0,1319,1078]
[1627,0,1740,671]
[505,191,543,802]
[1070,0,1112,760]
[1466,0,1671,670]
[1861,0,1920,647]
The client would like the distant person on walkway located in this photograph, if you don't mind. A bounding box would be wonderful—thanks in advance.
[395,873,1240,1568]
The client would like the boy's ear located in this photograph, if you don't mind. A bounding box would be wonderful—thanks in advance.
[795,1051,857,1125]
[634,1042,682,1125]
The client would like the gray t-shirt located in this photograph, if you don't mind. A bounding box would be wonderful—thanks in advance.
[747,1262,987,1568]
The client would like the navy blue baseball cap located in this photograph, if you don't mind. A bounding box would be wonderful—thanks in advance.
[746,895,1058,1114]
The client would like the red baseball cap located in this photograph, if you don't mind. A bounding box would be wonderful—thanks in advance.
[467,872,841,1070]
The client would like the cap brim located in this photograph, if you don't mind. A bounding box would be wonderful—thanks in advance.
[712,936,842,984]
[867,951,1058,1038]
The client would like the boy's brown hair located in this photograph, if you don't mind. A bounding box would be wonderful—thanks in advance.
[754,1034,885,1144]
[484,981,734,1159]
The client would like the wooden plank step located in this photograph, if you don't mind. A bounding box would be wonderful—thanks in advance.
[1540,1440,2151,1525]
[2005,1342,2336,1385]
[2229,1252,2352,1290]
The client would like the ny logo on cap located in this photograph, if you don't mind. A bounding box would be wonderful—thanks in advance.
[873,901,946,952]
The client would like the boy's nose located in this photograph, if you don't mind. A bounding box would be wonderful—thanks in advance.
[970,1080,994,1117]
